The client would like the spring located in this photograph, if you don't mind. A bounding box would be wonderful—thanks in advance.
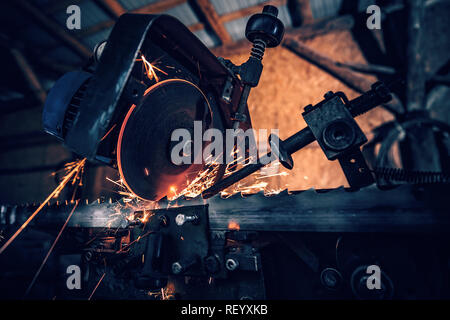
[251,39,267,60]
[373,167,450,184]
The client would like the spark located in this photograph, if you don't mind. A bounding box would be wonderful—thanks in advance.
[0,158,86,255]
[228,220,240,231]
[148,283,175,300]
[100,124,117,142]
[168,162,221,201]
[88,273,106,300]
[138,54,167,83]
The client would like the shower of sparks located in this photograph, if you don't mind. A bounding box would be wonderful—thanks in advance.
[88,273,106,300]
[118,230,152,253]
[168,163,221,201]
[138,54,167,83]
[220,155,290,198]
[25,200,80,297]
[0,158,86,255]
[148,283,175,300]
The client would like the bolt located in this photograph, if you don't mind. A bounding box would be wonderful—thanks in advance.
[320,268,343,290]
[172,262,183,274]
[84,250,93,262]
[225,258,239,271]
[175,213,199,226]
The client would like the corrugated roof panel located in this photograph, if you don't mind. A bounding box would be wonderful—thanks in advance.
[310,0,343,19]
[193,29,218,48]
[224,4,292,42]
[163,2,199,26]
[117,0,159,11]
[82,27,114,50]
[51,0,110,29]
[210,0,267,16]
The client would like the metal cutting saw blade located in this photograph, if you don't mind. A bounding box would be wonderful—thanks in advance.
[117,79,215,201]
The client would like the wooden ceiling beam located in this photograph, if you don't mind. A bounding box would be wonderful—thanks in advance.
[288,0,314,26]
[15,0,91,59]
[44,0,83,15]
[133,0,186,14]
[219,0,286,24]
[94,0,127,19]
[76,0,202,39]
[10,48,47,105]
[213,14,354,56]
[196,0,232,44]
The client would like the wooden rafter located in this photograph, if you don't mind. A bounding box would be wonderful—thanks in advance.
[133,0,186,14]
[213,14,354,56]
[94,0,126,19]
[10,48,47,105]
[196,0,232,44]
[289,0,314,26]
[219,0,286,24]
[15,0,91,59]
[44,0,83,15]
[75,0,203,40]
[75,20,116,38]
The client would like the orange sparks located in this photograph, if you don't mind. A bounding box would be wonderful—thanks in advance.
[138,54,167,83]
[168,163,221,201]
[88,273,106,300]
[228,221,240,231]
[0,158,86,255]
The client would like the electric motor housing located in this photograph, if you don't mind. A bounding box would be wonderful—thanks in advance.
[42,14,253,200]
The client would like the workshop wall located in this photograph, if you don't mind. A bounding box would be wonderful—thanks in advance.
[222,29,393,191]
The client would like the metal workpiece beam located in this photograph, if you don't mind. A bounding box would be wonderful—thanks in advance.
[196,0,233,45]
[14,0,92,59]
[205,185,450,233]
[3,185,449,233]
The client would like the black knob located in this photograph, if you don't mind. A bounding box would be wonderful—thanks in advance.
[245,5,285,48]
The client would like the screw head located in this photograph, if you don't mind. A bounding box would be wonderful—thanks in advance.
[172,262,183,274]
[175,214,186,226]
[225,258,239,271]
[320,268,343,290]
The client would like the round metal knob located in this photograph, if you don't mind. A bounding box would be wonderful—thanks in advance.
[245,5,285,48]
